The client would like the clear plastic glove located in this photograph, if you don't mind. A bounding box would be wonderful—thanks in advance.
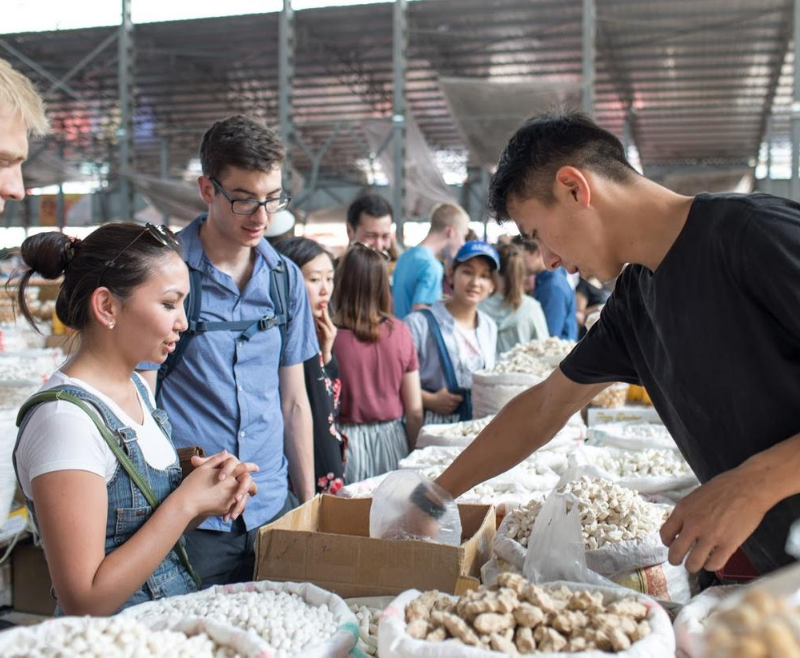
[369,470,462,546]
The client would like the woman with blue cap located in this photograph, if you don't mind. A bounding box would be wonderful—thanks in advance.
[405,241,499,425]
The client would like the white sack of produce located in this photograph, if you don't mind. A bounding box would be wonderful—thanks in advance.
[588,421,676,452]
[124,580,358,658]
[416,416,496,449]
[417,412,585,451]
[347,596,394,657]
[495,476,670,574]
[672,586,741,658]
[697,589,800,657]
[0,408,24,528]
[0,614,266,657]
[378,574,675,657]
[471,365,553,419]
[568,445,699,496]
[499,337,576,367]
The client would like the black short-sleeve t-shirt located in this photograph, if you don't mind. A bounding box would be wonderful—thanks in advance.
[560,192,800,574]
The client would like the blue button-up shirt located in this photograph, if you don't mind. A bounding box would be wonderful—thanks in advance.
[156,215,318,531]
[534,267,578,341]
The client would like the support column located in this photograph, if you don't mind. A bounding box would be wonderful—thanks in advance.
[393,0,408,247]
[765,115,773,194]
[279,0,295,196]
[582,0,596,117]
[118,0,134,221]
[792,0,800,201]
[480,166,490,241]
[160,137,170,222]
[57,142,66,230]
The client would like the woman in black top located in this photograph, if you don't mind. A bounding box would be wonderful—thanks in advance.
[275,237,345,494]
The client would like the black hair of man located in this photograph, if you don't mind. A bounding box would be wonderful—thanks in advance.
[200,114,285,181]
[487,111,638,223]
[346,193,393,230]
[511,234,539,254]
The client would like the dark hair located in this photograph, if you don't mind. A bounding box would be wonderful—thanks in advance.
[346,193,393,230]
[274,236,333,270]
[488,111,637,222]
[200,114,285,181]
[512,234,539,254]
[496,243,526,311]
[332,244,393,343]
[10,223,182,333]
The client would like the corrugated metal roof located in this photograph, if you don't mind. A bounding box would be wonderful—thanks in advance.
[1,0,794,185]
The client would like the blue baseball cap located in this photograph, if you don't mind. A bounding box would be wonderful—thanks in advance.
[453,241,500,271]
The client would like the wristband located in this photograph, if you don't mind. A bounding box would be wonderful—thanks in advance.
[409,483,447,520]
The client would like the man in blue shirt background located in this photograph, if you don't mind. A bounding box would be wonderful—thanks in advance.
[519,238,578,341]
[140,115,318,586]
[393,202,471,319]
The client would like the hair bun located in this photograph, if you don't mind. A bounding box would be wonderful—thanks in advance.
[20,231,74,279]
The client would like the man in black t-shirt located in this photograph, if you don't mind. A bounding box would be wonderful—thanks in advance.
[429,111,800,576]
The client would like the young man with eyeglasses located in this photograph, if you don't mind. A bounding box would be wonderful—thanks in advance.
[139,115,318,586]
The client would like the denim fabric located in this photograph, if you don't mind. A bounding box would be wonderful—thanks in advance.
[14,377,197,614]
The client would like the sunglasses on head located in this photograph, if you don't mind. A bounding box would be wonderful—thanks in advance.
[97,223,178,286]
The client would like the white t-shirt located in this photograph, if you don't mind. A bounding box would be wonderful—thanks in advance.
[16,371,178,499]
[453,324,485,377]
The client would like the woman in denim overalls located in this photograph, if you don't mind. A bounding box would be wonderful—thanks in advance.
[11,223,258,615]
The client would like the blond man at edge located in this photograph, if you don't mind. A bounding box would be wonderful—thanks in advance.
[418,111,800,578]
[0,58,48,215]
[392,203,471,319]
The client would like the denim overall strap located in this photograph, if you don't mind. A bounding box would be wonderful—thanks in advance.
[16,388,201,590]
[419,308,473,421]
[131,374,172,439]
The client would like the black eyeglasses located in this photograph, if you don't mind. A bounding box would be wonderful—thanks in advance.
[210,177,291,215]
[97,223,178,286]
[351,241,391,261]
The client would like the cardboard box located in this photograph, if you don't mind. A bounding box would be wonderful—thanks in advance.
[12,540,55,615]
[255,495,495,598]
[586,405,662,427]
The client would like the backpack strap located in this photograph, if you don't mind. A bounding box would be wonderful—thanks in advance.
[16,390,202,589]
[419,309,472,421]
[267,255,290,365]
[157,255,292,393]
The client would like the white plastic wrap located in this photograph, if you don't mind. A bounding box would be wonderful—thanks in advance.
[378,583,675,658]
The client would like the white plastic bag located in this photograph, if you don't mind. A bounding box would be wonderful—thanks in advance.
[369,470,462,546]
[378,583,676,658]
[125,579,358,658]
[510,485,671,580]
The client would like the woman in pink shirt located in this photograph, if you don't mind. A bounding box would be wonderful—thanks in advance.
[332,243,423,483]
